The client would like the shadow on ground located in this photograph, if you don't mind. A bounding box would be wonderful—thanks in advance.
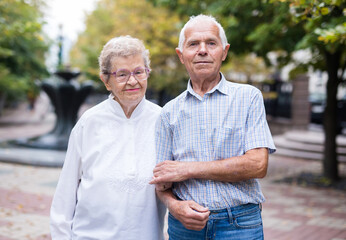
[274,172,346,191]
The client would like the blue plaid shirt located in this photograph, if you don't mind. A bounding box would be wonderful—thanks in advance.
[155,73,276,210]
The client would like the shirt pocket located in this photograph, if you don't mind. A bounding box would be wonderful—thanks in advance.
[212,126,244,160]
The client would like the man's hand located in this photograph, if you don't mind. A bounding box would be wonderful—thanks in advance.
[151,180,172,191]
[150,160,190,184]
[169,200,209,231]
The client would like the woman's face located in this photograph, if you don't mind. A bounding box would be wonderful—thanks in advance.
[102,54,148,109]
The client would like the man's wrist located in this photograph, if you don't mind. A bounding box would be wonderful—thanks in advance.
[184,161,203,180]
[167,197,180,213]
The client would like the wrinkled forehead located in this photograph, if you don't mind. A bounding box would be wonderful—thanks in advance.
[184,20,220,42]
[110,54,145,70]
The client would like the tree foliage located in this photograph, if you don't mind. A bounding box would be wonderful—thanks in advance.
[286,0,345,47]
[0,0,49,104]
[70,0,187,99]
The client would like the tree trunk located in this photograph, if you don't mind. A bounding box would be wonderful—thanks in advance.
[0,92,6,117]
[323,50,341,181]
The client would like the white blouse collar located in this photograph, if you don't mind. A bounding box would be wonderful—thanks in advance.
[107,94,146,119]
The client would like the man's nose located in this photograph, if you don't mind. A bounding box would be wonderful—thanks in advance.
[198,43,207,55]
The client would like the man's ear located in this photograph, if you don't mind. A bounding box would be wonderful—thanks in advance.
[175,48,185,64]
[100,74,111,91]
[222,44,230,61]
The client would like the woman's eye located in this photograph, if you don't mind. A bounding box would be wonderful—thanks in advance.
[118,73,127,77]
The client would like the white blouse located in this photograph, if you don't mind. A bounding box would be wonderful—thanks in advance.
[50,95,166,240]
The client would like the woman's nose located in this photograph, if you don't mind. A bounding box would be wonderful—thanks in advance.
[127,75,138,85]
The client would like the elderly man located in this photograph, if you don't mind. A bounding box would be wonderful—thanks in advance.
[150,15,275,239]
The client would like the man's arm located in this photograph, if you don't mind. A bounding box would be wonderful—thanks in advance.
[155,188,209,231]
[151,147,268,184]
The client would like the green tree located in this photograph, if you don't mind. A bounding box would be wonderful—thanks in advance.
[272,0,345,181]
[0,0,49,109]
[221,53,273,85]
[70,0,186,104]
[150,0,345,181]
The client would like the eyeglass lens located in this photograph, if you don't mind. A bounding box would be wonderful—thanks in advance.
[114,67,148,83]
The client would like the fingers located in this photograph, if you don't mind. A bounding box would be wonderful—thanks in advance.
[181,217,208,231]
[153,160,178,173]
[152,160,188,182]
[152,161,171,176]
[180,210,209,231]
[149,177,158,185]
[190,201,209,213]
[149,176,170,185]
[153,183,165,191]
[153,182,172,191]
[170,200,209,231]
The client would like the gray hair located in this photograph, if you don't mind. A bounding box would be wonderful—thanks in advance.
[178,14,228,51]
[99,35,150,80]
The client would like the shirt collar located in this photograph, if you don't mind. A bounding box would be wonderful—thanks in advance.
[108,93,146,119]
[185,72,229,99]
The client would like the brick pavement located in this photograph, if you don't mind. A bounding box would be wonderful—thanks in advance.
[261,156,346,240]
[0,97,345,240]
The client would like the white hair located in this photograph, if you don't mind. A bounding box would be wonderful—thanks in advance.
[178,14,228,51]
[99,35,150,79]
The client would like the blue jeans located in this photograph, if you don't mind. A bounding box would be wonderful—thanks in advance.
[168,203,263,240]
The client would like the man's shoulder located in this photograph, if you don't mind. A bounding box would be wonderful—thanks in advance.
[162,90,188,110]
[223,80,261,95]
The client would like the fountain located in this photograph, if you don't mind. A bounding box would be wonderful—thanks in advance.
[15,69,93,150]
[0,24,94,166]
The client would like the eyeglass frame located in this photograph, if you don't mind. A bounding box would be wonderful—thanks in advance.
[106,67,150,83]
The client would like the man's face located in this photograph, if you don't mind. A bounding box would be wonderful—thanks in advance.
[176,20,229,82]
[101,54,147,108]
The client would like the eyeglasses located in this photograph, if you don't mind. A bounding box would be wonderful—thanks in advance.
[108,67,150,83]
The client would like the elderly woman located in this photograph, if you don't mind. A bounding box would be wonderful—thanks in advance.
[50,36,166,239]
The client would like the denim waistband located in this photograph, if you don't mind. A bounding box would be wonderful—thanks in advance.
[209,203,261,215]
[174,194,262,213]
[207,203,262,222]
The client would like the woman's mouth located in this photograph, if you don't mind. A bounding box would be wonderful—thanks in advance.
[125,88,140,92]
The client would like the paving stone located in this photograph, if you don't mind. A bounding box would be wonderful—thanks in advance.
[0,208,50,239]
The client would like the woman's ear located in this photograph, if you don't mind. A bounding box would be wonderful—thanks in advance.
[100,74,111,91]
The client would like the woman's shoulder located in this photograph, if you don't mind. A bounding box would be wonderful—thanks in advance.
[144,99,162,114]
[77,99,109,123]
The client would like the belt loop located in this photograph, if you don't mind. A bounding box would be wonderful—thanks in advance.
[226,208,233,224]
[259,203,262,211]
